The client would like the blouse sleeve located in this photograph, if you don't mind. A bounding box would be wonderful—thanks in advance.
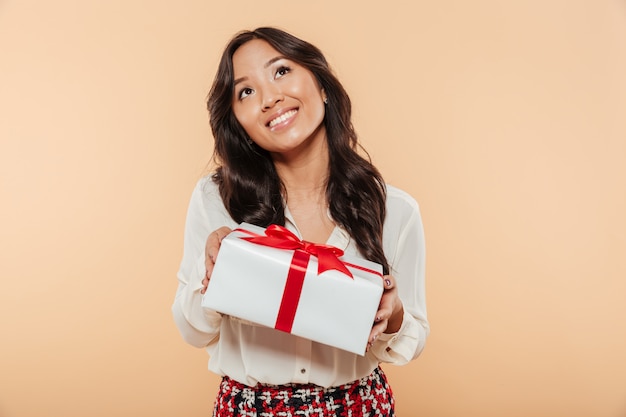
[171,180,223,348]
[369,196,429,364]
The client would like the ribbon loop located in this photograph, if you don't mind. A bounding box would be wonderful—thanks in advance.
[241,224,353,278]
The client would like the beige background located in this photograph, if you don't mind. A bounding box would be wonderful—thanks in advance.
[1,0,625,416]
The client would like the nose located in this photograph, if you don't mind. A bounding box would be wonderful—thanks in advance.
[262,86,284,110]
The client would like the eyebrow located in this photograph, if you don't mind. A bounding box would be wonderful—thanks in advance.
[233,56,287,86]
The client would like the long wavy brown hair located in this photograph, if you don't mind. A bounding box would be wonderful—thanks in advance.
[207,27,389,273]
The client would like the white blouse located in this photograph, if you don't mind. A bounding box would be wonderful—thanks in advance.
[172,176,429,387]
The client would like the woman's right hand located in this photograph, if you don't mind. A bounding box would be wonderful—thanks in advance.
[201,227,232,294]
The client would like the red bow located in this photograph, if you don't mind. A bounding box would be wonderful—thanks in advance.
[240,224,353,278]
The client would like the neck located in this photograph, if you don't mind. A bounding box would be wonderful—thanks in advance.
[275,150,333,243]
[277,161,328,198]
[270,130,334,242]
[271,132,330,201]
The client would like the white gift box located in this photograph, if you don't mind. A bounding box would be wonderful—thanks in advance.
[201,222,384,355]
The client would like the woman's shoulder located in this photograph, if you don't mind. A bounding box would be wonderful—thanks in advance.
[385,183,421,215]
[189,174,226,212]
[193,173,218,192]
[383,184,425,252]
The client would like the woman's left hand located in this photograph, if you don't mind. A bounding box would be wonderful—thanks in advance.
[367,274,404,351]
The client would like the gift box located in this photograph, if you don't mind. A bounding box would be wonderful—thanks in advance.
[201,222,384,355]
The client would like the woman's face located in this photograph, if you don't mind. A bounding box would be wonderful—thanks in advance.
[231,39,327,157]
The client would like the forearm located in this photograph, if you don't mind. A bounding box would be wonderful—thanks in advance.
[369,310,429,364]
[384,302,404,334]
[172,266,222,348]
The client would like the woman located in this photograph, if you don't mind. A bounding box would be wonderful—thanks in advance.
[173,27,429,416]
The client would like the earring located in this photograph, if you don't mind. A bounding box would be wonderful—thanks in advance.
[323,97,328,105]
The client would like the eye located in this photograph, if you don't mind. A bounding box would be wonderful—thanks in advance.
[238,87,254,100]
[275,65,291,79]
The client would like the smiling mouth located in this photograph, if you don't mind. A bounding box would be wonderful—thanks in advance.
[268,109,297,128]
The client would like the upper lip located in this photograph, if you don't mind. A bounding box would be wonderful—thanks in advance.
[265,107,297,127]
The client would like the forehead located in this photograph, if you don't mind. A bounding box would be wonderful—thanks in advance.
[232,39,282,76]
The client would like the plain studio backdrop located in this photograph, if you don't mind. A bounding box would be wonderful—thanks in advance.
[1,1,625,416]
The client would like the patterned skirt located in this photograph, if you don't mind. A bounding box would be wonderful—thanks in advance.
[212,367,395,417]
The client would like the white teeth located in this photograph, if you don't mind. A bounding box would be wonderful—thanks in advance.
[269,110,297,127]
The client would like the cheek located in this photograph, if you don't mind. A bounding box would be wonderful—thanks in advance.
[307,90,326,121]
[295,82,322,103]
[232,106,257,131]
[304,88,325,119]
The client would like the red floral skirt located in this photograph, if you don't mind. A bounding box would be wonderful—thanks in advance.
[212,367,395,416]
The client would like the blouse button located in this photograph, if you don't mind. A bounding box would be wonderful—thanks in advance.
[300,368,306,374]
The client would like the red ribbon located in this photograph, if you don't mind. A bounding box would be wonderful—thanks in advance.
[239,224,354,278]
[234,225,355,333]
